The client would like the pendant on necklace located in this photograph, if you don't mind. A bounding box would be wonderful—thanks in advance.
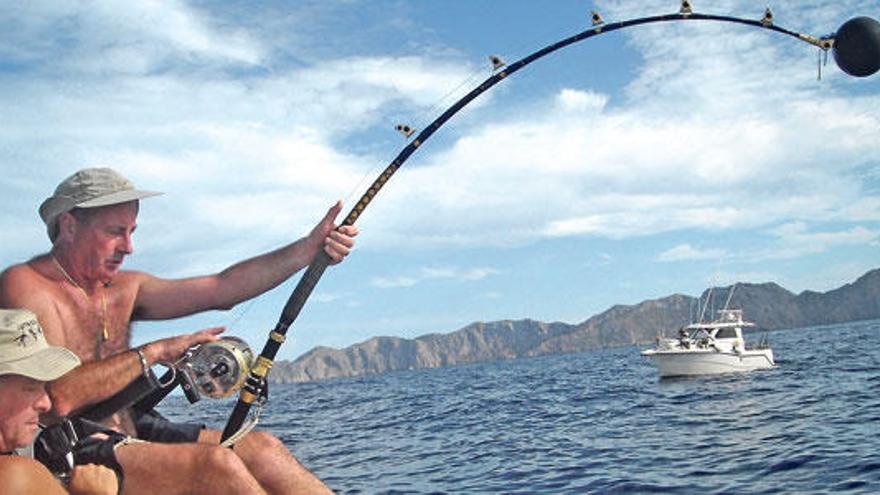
[101,295,109,341]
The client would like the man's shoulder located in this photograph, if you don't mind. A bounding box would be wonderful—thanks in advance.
[1,260,144,292]
[0,256,54,298]
[114,269,149,283]
[0,260,44,297]
[1,259,38,278]
[0,456,61,492]
[0,454,46,472]
[110,270,152,295]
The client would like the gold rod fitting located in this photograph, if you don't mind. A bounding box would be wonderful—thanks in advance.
[251,356,274,378]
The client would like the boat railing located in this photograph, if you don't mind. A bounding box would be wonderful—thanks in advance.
[746,331,772,350]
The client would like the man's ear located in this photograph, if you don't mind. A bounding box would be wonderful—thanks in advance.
[56,212,77,242]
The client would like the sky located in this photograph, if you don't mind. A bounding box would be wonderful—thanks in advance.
[1,0,878,361]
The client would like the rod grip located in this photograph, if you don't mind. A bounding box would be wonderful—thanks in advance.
[221,398,252,443]
[278,251,331,330]
[221,250,332,444]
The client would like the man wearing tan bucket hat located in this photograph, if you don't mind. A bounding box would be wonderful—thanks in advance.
[0,167,358,494]
[0,309,118,494]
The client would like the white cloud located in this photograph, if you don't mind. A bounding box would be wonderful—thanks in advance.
[371,265,499,289]
[1,0,263,75]
[658,223,880,270]
[658,244,728,262]
[556,89,608,113]
[371,276,419,289]
[311,292,341,303]
[754,223,880,260]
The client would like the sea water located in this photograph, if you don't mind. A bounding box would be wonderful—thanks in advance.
[159,319,880,494]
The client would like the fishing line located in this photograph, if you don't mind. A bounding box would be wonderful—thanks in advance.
[339,66,489,214]
[409,6,578,134]
[342,157,388,214]
[342,5,575,212]
[408,68,488,134]
[225,297,259,333]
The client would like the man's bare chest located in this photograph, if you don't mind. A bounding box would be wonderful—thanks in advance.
[62,320,129,360]
[53,290,134,361]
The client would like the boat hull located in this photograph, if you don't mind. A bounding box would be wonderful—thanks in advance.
[641,349,775,378]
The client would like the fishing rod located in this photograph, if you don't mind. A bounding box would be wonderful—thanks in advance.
[221,3,880,443]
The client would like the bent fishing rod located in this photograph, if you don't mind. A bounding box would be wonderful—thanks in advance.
[221,4,880,442]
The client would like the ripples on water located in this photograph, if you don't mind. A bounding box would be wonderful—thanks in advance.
[160,320,880,493]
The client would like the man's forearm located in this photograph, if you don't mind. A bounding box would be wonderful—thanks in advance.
[133,203,352,321]
[209,202,351,309]
[130,238,318,321]
[213,237,318,308]
[47,348,145,417]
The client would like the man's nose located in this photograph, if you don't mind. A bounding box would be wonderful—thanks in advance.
[34,390,52,413]
[121,232,134,254]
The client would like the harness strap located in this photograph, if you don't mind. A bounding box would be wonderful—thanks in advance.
[78,368,172,422]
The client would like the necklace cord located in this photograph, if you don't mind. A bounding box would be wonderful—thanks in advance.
[51,255,110,342]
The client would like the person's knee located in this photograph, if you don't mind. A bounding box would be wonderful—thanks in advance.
[237,431,306,474]
[201,445,251,477]
[243,431,287,454]
[186,445,267,494]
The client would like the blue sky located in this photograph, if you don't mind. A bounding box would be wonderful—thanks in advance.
[1,0,878,361]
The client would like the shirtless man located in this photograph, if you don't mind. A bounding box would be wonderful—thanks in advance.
[0,167,359,494]
[0,308,118,495]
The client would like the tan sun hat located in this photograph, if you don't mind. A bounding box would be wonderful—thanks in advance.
[39,167,163,241]
[0,309,80,381]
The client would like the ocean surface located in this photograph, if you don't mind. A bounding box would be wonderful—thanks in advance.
[159,319,880,494]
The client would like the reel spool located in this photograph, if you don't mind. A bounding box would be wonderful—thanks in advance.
[180,337,255,402]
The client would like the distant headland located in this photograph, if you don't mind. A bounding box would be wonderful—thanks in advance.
[269,268,880,383]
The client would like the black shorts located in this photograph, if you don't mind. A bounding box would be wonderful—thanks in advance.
[134,409,205,443]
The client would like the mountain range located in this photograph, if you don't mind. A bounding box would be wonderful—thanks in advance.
[268,268,880,383]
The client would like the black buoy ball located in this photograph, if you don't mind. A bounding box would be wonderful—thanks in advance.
[832,16,880,77]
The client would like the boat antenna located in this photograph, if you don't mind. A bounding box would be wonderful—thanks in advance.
[723,283,737,310]
[698,286,713,323]
[689,297,695,324]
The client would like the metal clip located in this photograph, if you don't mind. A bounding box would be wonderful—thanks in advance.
[817,46,830,80]
[761,7,774,27]
[680,1,693,15]
[591,11,604,26]
[395,124,415,138]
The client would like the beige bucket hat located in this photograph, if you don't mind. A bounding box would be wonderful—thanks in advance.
[0,309,80,381]
[39,167,162,241]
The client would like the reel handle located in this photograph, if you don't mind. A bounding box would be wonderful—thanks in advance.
[179,367,201,404]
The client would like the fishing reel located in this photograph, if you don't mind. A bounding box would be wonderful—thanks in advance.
[177,337,255,403]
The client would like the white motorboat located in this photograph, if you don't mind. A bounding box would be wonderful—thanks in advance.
[641,307,775,378]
